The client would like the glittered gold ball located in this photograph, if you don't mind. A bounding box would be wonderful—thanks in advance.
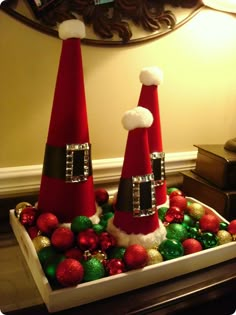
[92,250,107,262]
[187,202,205,220]
[146,249,163,265]
[217,230,232,245]
[32,235,51,253]
[15,201,32,219]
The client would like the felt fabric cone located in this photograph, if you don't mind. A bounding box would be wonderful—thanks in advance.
[38,20,100,223]
[107,107,166,248]
[138,66,167,206]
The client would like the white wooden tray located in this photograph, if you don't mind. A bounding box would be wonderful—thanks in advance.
[10,198,236,313]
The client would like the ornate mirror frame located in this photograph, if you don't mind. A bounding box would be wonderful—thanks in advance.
[1,0,203,45]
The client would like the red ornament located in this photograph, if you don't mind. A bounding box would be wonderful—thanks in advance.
[95,188,109,206]
[36,212,59,235]
[20,207,38,227]
[182,238,203,255]
[56,258,84,287]
[65,247,83,261]
[228,220,236,234]
[99,232,116,251]
[124,244,148,270]
[169,195,187,211]
[169,190,184,199]
[199,214,220,233]
[165,206,184,223]
[77,228,99,251]
[51,227,75,251]
[106,258,125,276]
[27,226,41,239]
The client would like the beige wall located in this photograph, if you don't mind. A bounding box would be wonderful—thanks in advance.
[1,8,236,168]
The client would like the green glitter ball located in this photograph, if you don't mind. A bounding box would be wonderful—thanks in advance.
[108,247,126,260]
[93,223,105,234]
[158,207,168,222]
[38,246,57,266]
[159,239,184,260]
[71,216,93,233]
[166,223,188,242]
[82,258,105,282]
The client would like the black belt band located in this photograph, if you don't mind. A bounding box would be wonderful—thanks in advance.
[42,143,92,182]
[151,152,166,186]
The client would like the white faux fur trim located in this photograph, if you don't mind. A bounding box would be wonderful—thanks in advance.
[122,107,153,131]
[139,66,163,86]
[107,217,166,249]
[58,19,86,40]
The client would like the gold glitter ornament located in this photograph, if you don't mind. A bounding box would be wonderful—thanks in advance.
[146,248,163,265]
[32,235,51,253]
[92,250,107,262]
[15,201,32,219]
[217,230,232,245]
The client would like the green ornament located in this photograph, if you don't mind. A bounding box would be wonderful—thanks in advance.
[219,222,228,230]
[93,223,105,234]
[200,232,218,249]
[167,187,179,195]
[101,203,114,214]
[82,258,105,282]
[71,216,92,233]
[38,246,57,266]
[182,214,195,228]
[158,207,168,222]
[188,226,200,239]
[108,247,126,259]
[44,254,65,281]
[166,223,188,242]
[159,239,184,260]
[99,212,113,229]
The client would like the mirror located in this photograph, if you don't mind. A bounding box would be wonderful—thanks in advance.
[1,0,203,45]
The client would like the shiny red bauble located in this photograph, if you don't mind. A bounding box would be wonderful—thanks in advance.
[77,228,99,251]
[95,188,109,206]
[169,190,184,199]
[65,247,83,261]
[165,206,184,223]
[105,258,125,276]
[27,226,41,239]
[99,232,116,251]
[182,238,203,255]
[36,212,59,235]
[124,244,148,270]
[169,195,187,211]
[199,214,220,233]
[20,207,38,227]
[56,258,84,287]
[51,227,75,251]
[228,220,236,234]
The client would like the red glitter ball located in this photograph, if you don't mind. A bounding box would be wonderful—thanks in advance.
[169,195,187,211]
[36,212,59,235]
[228,220,236,234]
[182,238,203,255]
[65,248,83,261]
[56,258,84,287]
[27,226,40,239]
[95,188,109,206]
[199,214,220,233]
[124,244,148,270]
[51,227,75,251]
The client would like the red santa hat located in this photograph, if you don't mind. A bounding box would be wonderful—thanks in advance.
[138,66,167,206]
[38,20,101,223]
[107,107,166,248]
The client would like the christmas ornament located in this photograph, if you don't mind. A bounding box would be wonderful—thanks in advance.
[200,232,218,249]
[77,228,99,251]
[51,227,75,251]
[167,187,179,195]
[20,207,38,227]
[188,226,200,239]
[82,257,105,282]
[99,212,114,229]
[165,206,184,223]
[182,214,195,229]
[158,239,184,260]
[32,235,51,253]
[108,247,126,260]
[44,254,65,282]
[228,220,236,234]
[166,223,188,242]
[199,214,220,233]
[217,230,232,245]
[38,246,57,265]
[169,195,187,211]
[92,223,105,234]
[146,248,163,265]
[71,216,93,234]
[95,188,109,206]
[158,207,168,222]
[219,222,228,230]
[99,232,116,251]
[187,202,205,220]
[105,258,125,276]
[27,226,41,239]
[123,244,148,270]
[15,201,32,219]
[101,203,114,214]
[36,212,59,235]
[169,189,184,199]
[92,250,107,263]
[182,238,202,255]
[65,248,83,261]
[56,258,84,287]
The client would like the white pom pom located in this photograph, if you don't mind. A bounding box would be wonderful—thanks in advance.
[122,107,153,131]
[58,19,86,40]
[139,66,163,86]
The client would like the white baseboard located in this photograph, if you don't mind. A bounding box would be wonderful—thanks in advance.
[0,151,197,198]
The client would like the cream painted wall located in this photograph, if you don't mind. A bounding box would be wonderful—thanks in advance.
[1,8,236,167]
